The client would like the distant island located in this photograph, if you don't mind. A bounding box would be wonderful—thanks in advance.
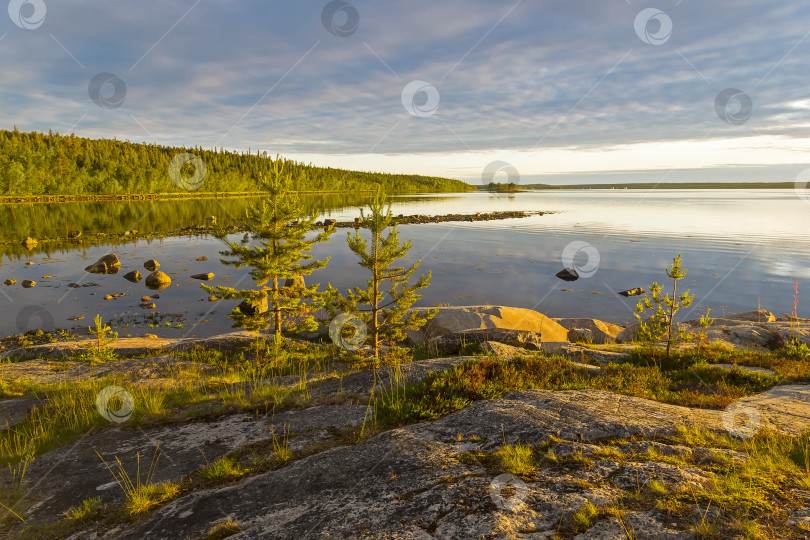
[516,181,797,190]
[0,129,472,200]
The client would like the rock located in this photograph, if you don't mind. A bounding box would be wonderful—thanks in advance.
[85,253,121,274]
[618,287,645,297]
[225,225,240,233]
[3,279,16,286]
[151,294,160,299]
[323,219,337,228]
[195,256,209,261]
[26,261,34,265]
[190,273,215,281]
[429,329,544,356]
[480,341,533,357]
[21,236,37,248]
[725,309,776,323]
[354,217,363,225]
[141,296,151,302]
[554,318,622,344]
[145,271,171,290]
[613,461,710,490]
[140,302,156,309]
[539,342,631,365]
[111,389,738,539]
[205,215,216,224]
[284,275,305,289]
[21,280,36,288]
[238,296,268,316]
[208,295,221,302]
[42,275,51,279]
[67,230,81,239]
[144,259,160,271]
[555,267,579,281]
[123,270,142,283]
[406,305,569,346]
[0,398,40,430]
[103,295,114,300]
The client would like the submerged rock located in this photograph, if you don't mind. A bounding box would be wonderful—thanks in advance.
[123,270,143,283]
[85,254,121,274]
[190,273,215,281]
[555,267,579,281]
[618,287,645,297]
[145,271,171,290]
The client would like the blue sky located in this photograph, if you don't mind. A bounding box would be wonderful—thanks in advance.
[2,0,810,184]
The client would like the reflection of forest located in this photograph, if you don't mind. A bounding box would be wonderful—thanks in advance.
[0,193,456,261]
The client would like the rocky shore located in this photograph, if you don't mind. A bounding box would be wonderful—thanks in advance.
[0,305,808,539]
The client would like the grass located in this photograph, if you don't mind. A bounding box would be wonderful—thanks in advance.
[96,443,180,515]
[375,352,784,427]
[64,497,102,521]
[196,455,247,484]
[496,443,535,477]
[202,518,243,539]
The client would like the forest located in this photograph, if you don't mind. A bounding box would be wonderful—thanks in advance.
[0,129,472,197]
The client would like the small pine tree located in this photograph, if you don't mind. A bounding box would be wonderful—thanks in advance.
[634,253,694,360]
[202,159,332,342]
[330,190,435,358]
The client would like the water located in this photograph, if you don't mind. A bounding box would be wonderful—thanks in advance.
[2,189,808,339]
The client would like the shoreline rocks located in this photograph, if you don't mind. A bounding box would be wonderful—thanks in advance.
[85,253,121,274]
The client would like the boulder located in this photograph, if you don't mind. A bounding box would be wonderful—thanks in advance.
[190,273,215,281]
[123,270,142,283]
[480,341,533,357]
[553,318,622,345]
[195,256,209,261]
[237,296,268,316]
[85,254,121,274]
[406,305,569,346]
[21,237,37,248]
[284,276,305,289]
[429,329,544,356]
[140,303,156,309]
[145,271,171,290]
[0,398,40,430]
[144,259,160,271]
[21,280,36,288]
[555,267,579,281]
[724,309,776,323]
[3,279,16,286]
[225,225,240,233]
[618,287,645,297]
[67,230,82,239]
[323,219,337,228]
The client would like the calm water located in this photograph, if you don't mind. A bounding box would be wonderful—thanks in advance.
[2,189,808,339]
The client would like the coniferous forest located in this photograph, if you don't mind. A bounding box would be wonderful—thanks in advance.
[0,129,472,197]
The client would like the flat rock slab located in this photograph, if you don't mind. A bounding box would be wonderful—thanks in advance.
[539,342,631,364]
[4,331,264,359]
[737,384,810,435]
[0,356,218,387]
[112,388,797,540]
[0,397,42,430]
[7,404,366,527]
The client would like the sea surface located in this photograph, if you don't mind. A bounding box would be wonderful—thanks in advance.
[1,189,808,338]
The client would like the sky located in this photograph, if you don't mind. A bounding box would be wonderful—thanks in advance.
[2,0,810,185]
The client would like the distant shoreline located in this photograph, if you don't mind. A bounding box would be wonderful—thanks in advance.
[513,181,798,190]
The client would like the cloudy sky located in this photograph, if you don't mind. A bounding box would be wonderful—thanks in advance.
[2,0,810,184]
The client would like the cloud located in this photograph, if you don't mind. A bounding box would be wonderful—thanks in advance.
[1,0,809,181]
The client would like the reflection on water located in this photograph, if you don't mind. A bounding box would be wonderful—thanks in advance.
[2,190,809,338]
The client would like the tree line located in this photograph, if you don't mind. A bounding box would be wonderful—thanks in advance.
[0,128,472,196]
